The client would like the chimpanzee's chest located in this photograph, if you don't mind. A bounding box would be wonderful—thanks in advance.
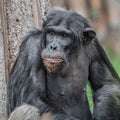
[46,69,88,114]
[47,70,85,94]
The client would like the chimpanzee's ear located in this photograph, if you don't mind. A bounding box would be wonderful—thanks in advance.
[82,27,96,45]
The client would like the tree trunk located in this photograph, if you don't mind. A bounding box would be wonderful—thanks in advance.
[0,0,8,119]
[0,14,7,120]
[0,0,51,119]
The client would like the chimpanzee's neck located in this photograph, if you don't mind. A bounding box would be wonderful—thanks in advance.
[46,57,89,81]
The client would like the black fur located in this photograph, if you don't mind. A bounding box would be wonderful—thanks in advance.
[8,8,120,120]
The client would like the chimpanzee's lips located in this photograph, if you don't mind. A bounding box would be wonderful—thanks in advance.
[43,58,64,63]
[42,58,64,73]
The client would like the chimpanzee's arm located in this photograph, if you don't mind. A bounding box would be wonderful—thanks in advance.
[88,40,120,90]
[88,40,120,120]
[7,30,45,115]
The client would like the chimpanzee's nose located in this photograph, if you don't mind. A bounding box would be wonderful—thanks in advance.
[50,43,58,51]
[50,45,57,50]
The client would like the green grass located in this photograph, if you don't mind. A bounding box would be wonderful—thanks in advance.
[87,49,120,112]
[87,82,94,112]
[106,50,120,76]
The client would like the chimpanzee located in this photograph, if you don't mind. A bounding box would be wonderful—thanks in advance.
[7,8,120,120]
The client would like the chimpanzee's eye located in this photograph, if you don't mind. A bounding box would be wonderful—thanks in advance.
[62,33,67,37]
[49,31,55,36]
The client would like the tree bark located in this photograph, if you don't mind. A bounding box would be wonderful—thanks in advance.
[0,1,7,119]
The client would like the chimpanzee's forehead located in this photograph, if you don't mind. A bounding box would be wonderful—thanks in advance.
[46,10,90,30]
[47,25,72,36]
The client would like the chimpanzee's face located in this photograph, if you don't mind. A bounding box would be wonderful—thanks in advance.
[41,26,74,73]
[41,11,96,73]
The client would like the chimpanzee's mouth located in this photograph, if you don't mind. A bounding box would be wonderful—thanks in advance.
[42,58,64,73]
[44,58,64,63]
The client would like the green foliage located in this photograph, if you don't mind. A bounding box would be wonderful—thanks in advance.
[105,49,120,76]
[87,82,94,112]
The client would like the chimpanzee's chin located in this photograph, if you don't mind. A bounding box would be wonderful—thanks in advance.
[42,58,64,73]
[45,66,63,74]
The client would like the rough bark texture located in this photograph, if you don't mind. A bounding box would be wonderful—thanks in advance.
[0,10,7,120]
[39,0,51,17]
[6,0,34,70]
